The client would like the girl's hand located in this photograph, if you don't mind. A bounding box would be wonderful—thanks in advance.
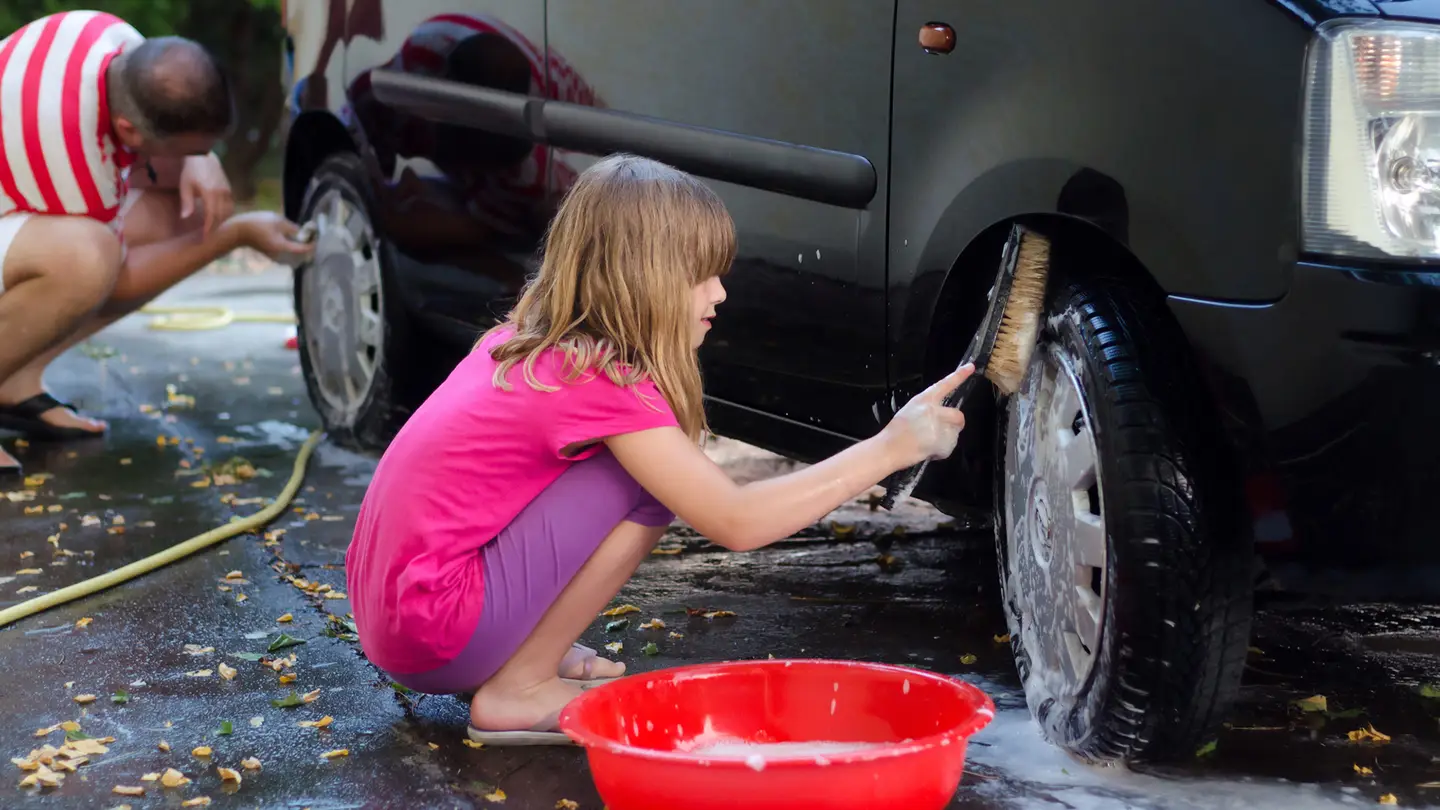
[880,364,974,468]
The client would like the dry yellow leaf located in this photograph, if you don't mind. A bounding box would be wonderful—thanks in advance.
[16,568,42,575]
[18,551,32,559]
[485,788,507,803]
[224,570,243,580]
[235,593,248,603]
[183,645,214,655]
[59,721,80,732]
[181,797,212,807]
[160,768,190,787]
[960,654,978,665]
[217,766,241,783]
[427,743,439,751]
[186,670,213,678]
[669,631,684,639]
[141,772,160,781]
[556,801,579,810]
[277,613,293,623]
[604,641,622,654]
[191,746,212,758]
[240,757,261,770]
[639,618,666,630]
[320,749,348,760]
[1348,725,1392,744]
[112,785,145,796]
[278,673,296,685]
[72,694,96,704]
[218,663,237,681]
[157,741,170,752]
[301,689,321,703]
[16,586,37,594]
[1355,764,1374,776]
[1379,795,1397,806]
[298,716,333,729]
[74,617,92,629]
[462,739,484,749]
[994,633,1012,643]
[601,604,640,617]
[1294,695,1328,713]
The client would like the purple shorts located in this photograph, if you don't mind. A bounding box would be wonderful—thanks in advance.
[387,448,672,694]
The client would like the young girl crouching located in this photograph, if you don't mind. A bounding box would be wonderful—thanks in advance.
[345,154,974,746]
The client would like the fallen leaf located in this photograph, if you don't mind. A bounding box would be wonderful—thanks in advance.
[604,619,629,632]
[186,670,213,678]
[16,586,37,594]
[111,689,129,704]
[1196,739,1218,758]
[217,720,233,736]
[1294,695,1329,714]
[604,642,622,654]
[427,742,440,751]
[557,801,579,810]
[1379,795,1397,805]
[160,767,190,787]
[157,741,170,752]
[267,633,306,652]
[235,594,248,603]
[277,614,293,623]
[191,746,211,757]
[181,797,212,806]
[218,663,237,681]
[302,689,321,703]
[959,654,978,665]
[643,642,660,656]
[16,568,42,575]
[462,739,485,749]
[601,604,640,617]
[639,618,666,630]
[1349,725,1392,744]
[217,766,241,783]
[1355,764,1374,776]
[994,634,1012,644]
[249,716,264,728]
[184,644,215,655]
[271,691,305,708]
[279,673,296,685]
[241,757,261,770]
[298,716,333,729]
[320,748,348,759]
[485,788,507,803]
[141,773,160,781]
[72,694,96,704]
[701,610,736,619]
[74,617,92,629]
[112,786,145,796]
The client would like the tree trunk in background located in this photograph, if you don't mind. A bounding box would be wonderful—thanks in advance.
[178,0,285,204]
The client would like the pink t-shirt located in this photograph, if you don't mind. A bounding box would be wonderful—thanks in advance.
[345,327,680,675]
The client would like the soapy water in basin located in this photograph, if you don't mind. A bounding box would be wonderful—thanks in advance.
[688,740,887,757]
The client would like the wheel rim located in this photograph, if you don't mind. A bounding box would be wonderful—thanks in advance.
[300,188,384,419]
[1004,342,1108,694]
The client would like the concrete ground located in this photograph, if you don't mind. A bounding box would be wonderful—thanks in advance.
[2,260,1439,809]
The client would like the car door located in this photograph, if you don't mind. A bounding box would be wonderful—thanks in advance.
[544,0,896,450]
[342,1,553,333]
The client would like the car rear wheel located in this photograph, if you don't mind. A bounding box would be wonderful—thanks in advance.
[293,152,417,450]
[994,271,1253,764]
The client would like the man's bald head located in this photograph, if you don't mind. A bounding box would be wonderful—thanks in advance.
[110,36,233,148]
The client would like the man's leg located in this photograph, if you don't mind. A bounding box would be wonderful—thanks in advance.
[0,214,123,449]
[0,190,247,434]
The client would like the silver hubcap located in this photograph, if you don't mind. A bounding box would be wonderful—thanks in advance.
[1004,343,1108,692]
[300,189,384,420]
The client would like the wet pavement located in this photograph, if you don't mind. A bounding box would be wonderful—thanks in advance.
[2,260,1439,809]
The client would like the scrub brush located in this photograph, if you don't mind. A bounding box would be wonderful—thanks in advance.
[878,223,1051,509]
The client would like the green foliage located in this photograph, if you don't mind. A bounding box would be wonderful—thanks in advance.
[1,1,278,42]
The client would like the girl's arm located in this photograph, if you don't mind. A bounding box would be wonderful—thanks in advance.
[605,364,973,552]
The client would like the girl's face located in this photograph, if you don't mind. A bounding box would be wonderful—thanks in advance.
[691,275,727,348]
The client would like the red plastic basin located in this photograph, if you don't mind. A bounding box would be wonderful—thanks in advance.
[558,659,995,810]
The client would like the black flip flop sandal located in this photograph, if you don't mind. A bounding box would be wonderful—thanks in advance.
[0,393,106,441]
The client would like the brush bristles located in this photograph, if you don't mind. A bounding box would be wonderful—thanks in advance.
[986,231,1051,395]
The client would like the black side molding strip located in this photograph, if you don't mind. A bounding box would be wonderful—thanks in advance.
[368,70,877,210]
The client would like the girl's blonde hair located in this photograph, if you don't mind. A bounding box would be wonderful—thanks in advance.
[479,153,736,442]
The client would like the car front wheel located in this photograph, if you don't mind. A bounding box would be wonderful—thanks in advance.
[293,152,417,451]
[995,271,1253,764]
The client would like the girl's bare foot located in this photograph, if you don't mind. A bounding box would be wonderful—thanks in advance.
[559,644,625,681]
[470,676,582,732]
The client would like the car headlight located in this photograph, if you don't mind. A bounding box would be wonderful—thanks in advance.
[1303,20,1440,261]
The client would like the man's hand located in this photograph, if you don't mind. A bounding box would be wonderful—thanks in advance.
[218,211,316,263]
[178,154,233,239]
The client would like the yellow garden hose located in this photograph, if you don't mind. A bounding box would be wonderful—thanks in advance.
[0,429,325,629]
[137,304,297,331]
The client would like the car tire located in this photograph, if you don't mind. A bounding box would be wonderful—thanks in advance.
[993,269,1253,764]
[293,151,418,451]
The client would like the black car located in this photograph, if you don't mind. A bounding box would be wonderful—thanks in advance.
[278,0,1440,764]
